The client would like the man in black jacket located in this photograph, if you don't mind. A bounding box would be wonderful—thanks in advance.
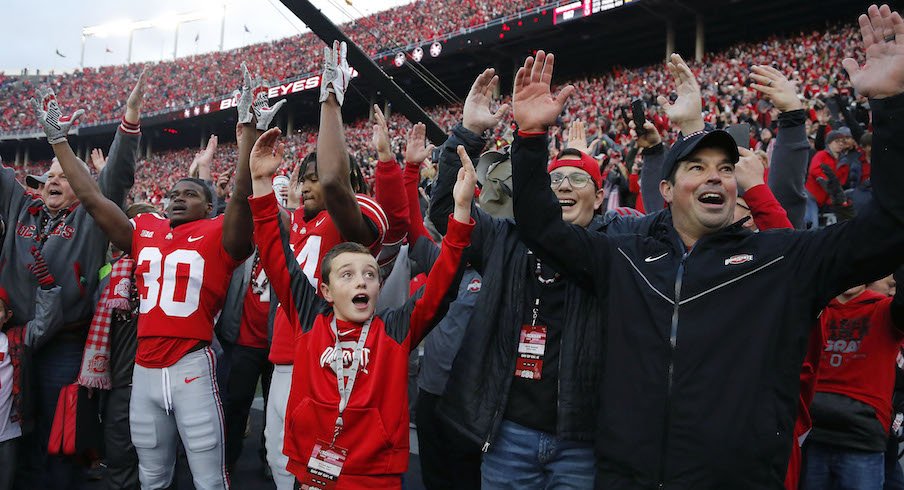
[430,68,608,487]
[432,51,806,489]
[510,5,904,488]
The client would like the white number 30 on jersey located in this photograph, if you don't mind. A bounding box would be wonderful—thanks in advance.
[136,247,204,317]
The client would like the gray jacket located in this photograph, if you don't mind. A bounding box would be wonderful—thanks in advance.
[22,286,64,350]
[767,109,810,229]
[0,128,137,327]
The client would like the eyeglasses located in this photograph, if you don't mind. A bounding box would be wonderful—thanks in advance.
[549,171,593,189]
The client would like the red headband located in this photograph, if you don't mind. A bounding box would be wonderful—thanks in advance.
[547,151,603,188]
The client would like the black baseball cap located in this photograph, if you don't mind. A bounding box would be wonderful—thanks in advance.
[661,129,741,181]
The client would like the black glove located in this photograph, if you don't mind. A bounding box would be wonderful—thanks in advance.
[816,163,851,208]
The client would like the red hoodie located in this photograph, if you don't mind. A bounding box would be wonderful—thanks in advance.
[251,192,473,488]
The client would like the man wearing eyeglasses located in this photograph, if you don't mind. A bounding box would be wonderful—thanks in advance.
[426,68,624,488]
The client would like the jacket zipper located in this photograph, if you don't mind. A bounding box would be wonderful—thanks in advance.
[482,294,525,453]
[658,250,688,488]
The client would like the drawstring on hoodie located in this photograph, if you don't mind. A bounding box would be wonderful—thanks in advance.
[162,367,174,415]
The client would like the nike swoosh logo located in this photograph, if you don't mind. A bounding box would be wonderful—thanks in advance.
[184,376,202,384]
[338,329,355,336]
[187,235,204,242]
[645,252,668,263]
[315,217,326,227]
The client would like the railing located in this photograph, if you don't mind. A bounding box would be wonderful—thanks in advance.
[0,1,569,141]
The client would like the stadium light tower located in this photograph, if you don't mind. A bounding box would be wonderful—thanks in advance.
[80,8,225,67]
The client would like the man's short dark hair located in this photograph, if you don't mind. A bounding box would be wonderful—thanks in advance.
[320,242,373,285]
[176,178,213,204]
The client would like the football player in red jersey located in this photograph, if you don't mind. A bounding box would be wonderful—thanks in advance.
[249,93,476,489]
[34,64,284,490]
[262,42,393,490]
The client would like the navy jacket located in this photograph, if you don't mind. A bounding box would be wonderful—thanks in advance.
[512,94,904,489]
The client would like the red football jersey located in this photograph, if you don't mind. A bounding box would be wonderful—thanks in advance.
[131,214,242,344]
[236,258,272,349]
[266,195,389,365]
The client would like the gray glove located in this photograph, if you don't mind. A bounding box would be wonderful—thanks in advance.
[234,62,254,124]
[29,87,85,145]
[251,76,286,131]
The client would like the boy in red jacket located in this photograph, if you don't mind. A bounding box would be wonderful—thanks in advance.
[248,126,476,489]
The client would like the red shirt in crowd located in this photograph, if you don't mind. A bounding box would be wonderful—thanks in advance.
[816,289,904,431]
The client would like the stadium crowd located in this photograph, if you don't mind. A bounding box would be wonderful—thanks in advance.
[19,22,865,217]
[1,2,904,490]
[0,0,540,132]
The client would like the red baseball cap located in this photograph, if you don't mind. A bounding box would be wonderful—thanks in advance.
[547,149,603,189]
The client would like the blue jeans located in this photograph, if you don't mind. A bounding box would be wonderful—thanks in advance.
[803,441,885,490]
[482,419,594,489]
[805,195,820,230]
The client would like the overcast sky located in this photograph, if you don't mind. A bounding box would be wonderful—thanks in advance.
[0,0,411,74]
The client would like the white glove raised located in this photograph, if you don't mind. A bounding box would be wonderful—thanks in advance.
[234,62,254,124]
[320,40,353,106]
[251,77,286,131]
[29,87,85,145]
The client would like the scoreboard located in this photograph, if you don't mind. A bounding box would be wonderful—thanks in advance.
[553,0,635,25]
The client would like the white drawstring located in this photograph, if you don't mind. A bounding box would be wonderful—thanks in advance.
[161,367,174,415]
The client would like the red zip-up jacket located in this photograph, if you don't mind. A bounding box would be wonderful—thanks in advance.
[251,192,472,487]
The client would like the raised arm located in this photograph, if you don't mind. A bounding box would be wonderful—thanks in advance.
[249,128,323,328]
[800,5,904,304]
[388,146,476,347]
[31,89,132,252]
[0,162,30,224]
[657,53,706,136]
[97,68,145,208]
[223,63,286,261]
[734,147,793,231]
[372,106,411,252]
[317,41,377,246]
[632,120,666,212]
[189,135,226,217]
[429,68,509,235]
[404,159,433,245]
[510,50,609,293]
[750,64,810,229]
[401,123,436,242]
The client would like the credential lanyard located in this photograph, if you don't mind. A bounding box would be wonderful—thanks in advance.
[330,315,371,446]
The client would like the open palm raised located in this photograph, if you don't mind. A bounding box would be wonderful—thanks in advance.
[512,50,575,134]
[843,4,904,99]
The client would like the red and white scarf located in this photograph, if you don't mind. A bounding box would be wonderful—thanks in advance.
[78,257,135,390]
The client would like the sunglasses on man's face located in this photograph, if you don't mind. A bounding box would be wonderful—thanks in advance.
[550,171,593,189]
